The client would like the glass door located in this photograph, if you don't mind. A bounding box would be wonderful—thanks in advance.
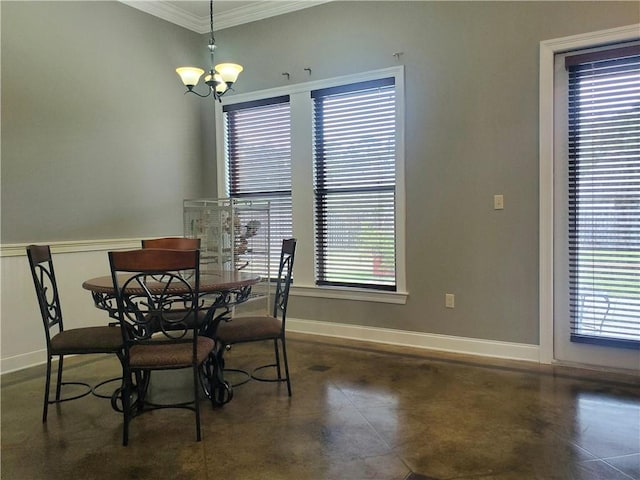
[552,44,640,371]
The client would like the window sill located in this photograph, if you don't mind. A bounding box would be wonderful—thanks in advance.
[290,285,408,304]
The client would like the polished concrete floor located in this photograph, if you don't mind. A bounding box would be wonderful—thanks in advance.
[2,333,639,480]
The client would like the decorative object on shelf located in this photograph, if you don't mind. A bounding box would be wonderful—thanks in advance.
[175,0,243,101]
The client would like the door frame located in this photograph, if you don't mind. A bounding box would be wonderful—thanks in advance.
[539,24,640,366]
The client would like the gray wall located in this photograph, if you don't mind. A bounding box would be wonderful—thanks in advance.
[2,2,638,347]
[211,1,639,344]
[1,1,207,242]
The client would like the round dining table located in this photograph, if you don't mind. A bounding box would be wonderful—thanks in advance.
[83,268,260,314]
[82,268,261,405]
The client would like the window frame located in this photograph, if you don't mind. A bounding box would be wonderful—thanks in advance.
[312,77,398,291]
[539,23,640,366]
[222,95,294,278]
[216,66,407,304]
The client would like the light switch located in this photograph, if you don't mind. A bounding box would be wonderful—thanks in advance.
[494,194,504,210]
[445,293,455,308]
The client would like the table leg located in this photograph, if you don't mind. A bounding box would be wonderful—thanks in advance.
[199,346,233,406]
[110,370,150,413]
[197,285,254,406]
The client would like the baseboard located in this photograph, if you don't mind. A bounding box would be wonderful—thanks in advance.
[287,318,541,363]
[1,349,46,375]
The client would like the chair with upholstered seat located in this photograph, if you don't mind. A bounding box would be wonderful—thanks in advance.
[26,244,123,423]
[215,238,297,396]
[141,237,200,250]
[108,248,214,446]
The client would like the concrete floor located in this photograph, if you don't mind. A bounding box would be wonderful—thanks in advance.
[1,333,639,480]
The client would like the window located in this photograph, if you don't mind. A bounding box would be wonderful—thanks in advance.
[565,44,640,348]
[223,96,293,274]
[312,78,397,290]
[218,67,406,302]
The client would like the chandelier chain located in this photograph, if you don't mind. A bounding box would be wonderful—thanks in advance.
[210,0,215,46]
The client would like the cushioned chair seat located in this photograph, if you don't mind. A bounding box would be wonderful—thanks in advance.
[216,316,282,344]
[129,336,214,369]
[50,326,122,355]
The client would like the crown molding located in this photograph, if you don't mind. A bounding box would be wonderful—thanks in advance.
[120,1,204,32]
[120,1,332,33]
[215,1,331,30]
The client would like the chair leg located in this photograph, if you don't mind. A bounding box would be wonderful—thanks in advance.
[280,337,292,396]
[55,355,64,401]
[121,369,132,446]
[193,365,202,442]
[43,354,94,420]
[42,356,53,423]
[134,370,150,413]
[273,339,282,380]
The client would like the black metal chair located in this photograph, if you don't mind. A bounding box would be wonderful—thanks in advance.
[108,248,215,446]
[26,244,123,423]
[142,236,215,399]
[215,238,297,396]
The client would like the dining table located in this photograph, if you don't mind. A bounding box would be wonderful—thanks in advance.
[82,267,261,406]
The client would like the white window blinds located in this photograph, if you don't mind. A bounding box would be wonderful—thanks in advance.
[312,78,397,291]
[565,44,640,348]
[223,96,293,275]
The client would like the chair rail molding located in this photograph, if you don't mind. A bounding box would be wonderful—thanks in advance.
[1,238,158,257]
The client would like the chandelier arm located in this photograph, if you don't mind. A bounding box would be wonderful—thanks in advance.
[184,88,212,98]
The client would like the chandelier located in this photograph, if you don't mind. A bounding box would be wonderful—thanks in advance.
[175,0,243,100]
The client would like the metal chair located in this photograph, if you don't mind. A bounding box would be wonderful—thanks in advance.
[215,238,297,396]
[142,236,214,396]
[26,244,123,423]
[108,248,214,446]
[141,237,201,250]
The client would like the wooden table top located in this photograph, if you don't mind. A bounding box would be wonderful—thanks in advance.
[82,269,261,295]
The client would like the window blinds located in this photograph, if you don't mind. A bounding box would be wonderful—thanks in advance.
[223,96,293,275]
[312,78,397,290]
[566,44,640,348]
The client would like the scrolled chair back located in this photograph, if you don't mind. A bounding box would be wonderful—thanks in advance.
[27,244,64,336]
[108,249,201,345]
[272,238,296,321]
[141,237,200,250]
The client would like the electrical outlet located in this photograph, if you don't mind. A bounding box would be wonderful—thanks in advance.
[494,194,504,210]
[445,293,455,308]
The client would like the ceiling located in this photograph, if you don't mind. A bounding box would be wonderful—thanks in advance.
[120,1,332,33]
